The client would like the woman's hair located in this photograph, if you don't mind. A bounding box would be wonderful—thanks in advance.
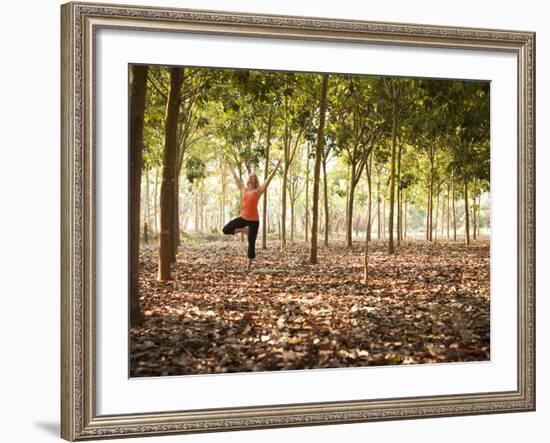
[247,173,260,190]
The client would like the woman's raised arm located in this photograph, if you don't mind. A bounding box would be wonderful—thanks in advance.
[258,158,282,196]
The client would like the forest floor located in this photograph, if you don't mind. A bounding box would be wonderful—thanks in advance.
[130,237,490,377]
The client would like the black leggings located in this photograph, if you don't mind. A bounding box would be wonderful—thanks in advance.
[222,217,260,259]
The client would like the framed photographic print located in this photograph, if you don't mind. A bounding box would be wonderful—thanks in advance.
[61,1,536,440]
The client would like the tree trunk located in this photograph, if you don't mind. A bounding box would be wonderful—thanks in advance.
[397,189,402,243]
[143,222,149,243]
[464,180,470,246]
[200,184,205,233]
[281,167,288,251]
[388,101,398,254]
[153,168,159,240]
[262,106,273,249]
[346,166,356,248]
[305,150,310,243]
[144,169,150,243]
[129,64,147,326]
[281,95,289,252]
[290,193,295,243]
[447,187,450,239]
[218,161,226,233]
[366,154,372,242]
[363,223,369,284]
[452,171,457,241]
[396,144,403,246]
[377,174,381,239]
[322,159,329,246]
[310,74,329,265]
[438,192,445,238]
[426,186,431,241]
[428,157,434,242]
[473,192,478,240]
[142,197,148,244]
[382,197,386,239]
[170,175,179,262]
[403,197,407,238]
[344,165,350,242]
[434,189,439,241]
[158,67,182,281]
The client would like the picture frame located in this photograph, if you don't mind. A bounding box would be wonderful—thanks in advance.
[60,1,536,440]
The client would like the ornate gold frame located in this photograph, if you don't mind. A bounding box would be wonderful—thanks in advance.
[61,1,536,440]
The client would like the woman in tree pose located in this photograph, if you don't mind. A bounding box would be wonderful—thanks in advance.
[223,157,282,269]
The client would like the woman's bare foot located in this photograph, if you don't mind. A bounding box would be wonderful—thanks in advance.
[247,259,253,270]
[234,226,249,235]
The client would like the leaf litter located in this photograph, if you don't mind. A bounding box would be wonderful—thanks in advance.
[130,238,490,377]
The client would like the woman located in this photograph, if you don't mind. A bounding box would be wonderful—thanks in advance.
[223,158,282,269]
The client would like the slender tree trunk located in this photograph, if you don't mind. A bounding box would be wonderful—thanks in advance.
[396,145,403,246]
[434,187,439,241]
[142,201,148,243]
[476,193,479,239]
[153,168,159,240]
[382,197,386,238]
[363,199,369,284]
[322,159,329,246]
[404,197,407,238]
[464,180,470,246]
[447,187,450,239]
[143,223,148,243]
[293,199,297,241]
[388,104,398,254]
[366,154,372,242]
[473,192,478,240]
[290,193,295,243]
[426,183,432,241]
[281,95,289,252]
[281,166,288,251]
[346,167,356,248]
[200,184,205,233]
[129,65,147,325]
[377,175,381,239]
[452,171,457,241]
[305,151,310,243]
[170,175,179,262]
[429,159,434,242]
[344,164,350,242]
[440,191,445,237]
[219,164,225,232]
[218,196,222,233]
[364,227,369,284]
[399,189,404,241]
[310,74,329,264]
[262,107,273,249]
[143,169,150,243]
[222,169,226,232]
[158,67,182,281]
